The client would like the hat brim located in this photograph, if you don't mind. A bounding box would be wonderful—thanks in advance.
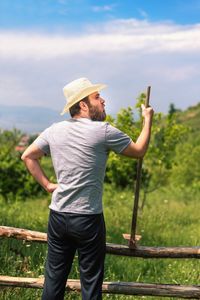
[60,83,107,115]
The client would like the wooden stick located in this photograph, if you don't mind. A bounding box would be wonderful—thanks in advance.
[0,276,200,298]
[129,86,151,248]
[1,226,200,258]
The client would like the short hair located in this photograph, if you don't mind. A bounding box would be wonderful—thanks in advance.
[69,96,89,117]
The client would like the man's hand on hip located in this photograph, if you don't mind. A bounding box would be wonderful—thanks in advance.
[45,182,58,193]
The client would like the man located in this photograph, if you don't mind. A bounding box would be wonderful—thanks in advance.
[21,77,154,300]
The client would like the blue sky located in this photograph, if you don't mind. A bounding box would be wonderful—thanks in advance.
[1,0,200,30]
[0,0,200,125]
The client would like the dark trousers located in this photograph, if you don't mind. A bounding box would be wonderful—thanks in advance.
[42,209,106,300]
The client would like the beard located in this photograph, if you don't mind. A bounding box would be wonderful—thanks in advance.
[88,103,106,121]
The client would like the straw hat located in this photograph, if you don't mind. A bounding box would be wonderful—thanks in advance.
[61,77,107,115]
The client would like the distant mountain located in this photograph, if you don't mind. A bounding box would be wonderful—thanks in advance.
[0,105,67,133]
[0,102,199,134]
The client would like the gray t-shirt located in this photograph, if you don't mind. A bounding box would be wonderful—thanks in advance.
[34,118,131,214]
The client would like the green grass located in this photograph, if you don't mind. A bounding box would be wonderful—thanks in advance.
[0,185,200,299]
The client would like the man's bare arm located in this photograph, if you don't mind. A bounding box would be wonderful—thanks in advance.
[121,104,154,158]
[21,144,58,193]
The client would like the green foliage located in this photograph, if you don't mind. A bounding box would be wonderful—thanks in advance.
[28,134,40,145]
[177,102,200,133]
[105,107,138,187]
[0,128,22,145]
[0,129,45,202]
[105,94,189,195]
[143,113,189,193]
[168,103,181,116]
[170,135,200,192]
[0,98,198,204]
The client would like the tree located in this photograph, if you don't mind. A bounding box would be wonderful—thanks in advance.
[168,103,181,116]
[105,93,189,210]
[0,129,45,202]
[105,107,138,187]
[140,112,189,209]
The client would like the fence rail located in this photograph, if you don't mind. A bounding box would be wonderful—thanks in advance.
[0,276,200,298]
[0,226,200,259]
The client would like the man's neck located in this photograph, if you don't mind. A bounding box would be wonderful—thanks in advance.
[73,112,90,119]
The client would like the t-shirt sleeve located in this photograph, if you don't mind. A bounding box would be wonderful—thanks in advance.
[105,123,132,154]
[33,127,51,155]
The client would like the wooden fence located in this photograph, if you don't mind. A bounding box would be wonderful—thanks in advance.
[0,226,200,298]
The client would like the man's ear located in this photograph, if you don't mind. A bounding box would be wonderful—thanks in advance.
[79,100,89,112]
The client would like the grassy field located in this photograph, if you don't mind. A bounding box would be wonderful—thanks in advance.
[0,184,199,300]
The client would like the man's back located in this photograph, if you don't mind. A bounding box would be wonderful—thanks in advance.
[34,118,131,214]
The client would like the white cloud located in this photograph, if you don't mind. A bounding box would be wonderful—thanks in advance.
[0,20,200,61]
[92,4,116,12]
[0,19,200,115]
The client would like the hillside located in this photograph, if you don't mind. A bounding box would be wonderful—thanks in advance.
[176,102,200,133]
